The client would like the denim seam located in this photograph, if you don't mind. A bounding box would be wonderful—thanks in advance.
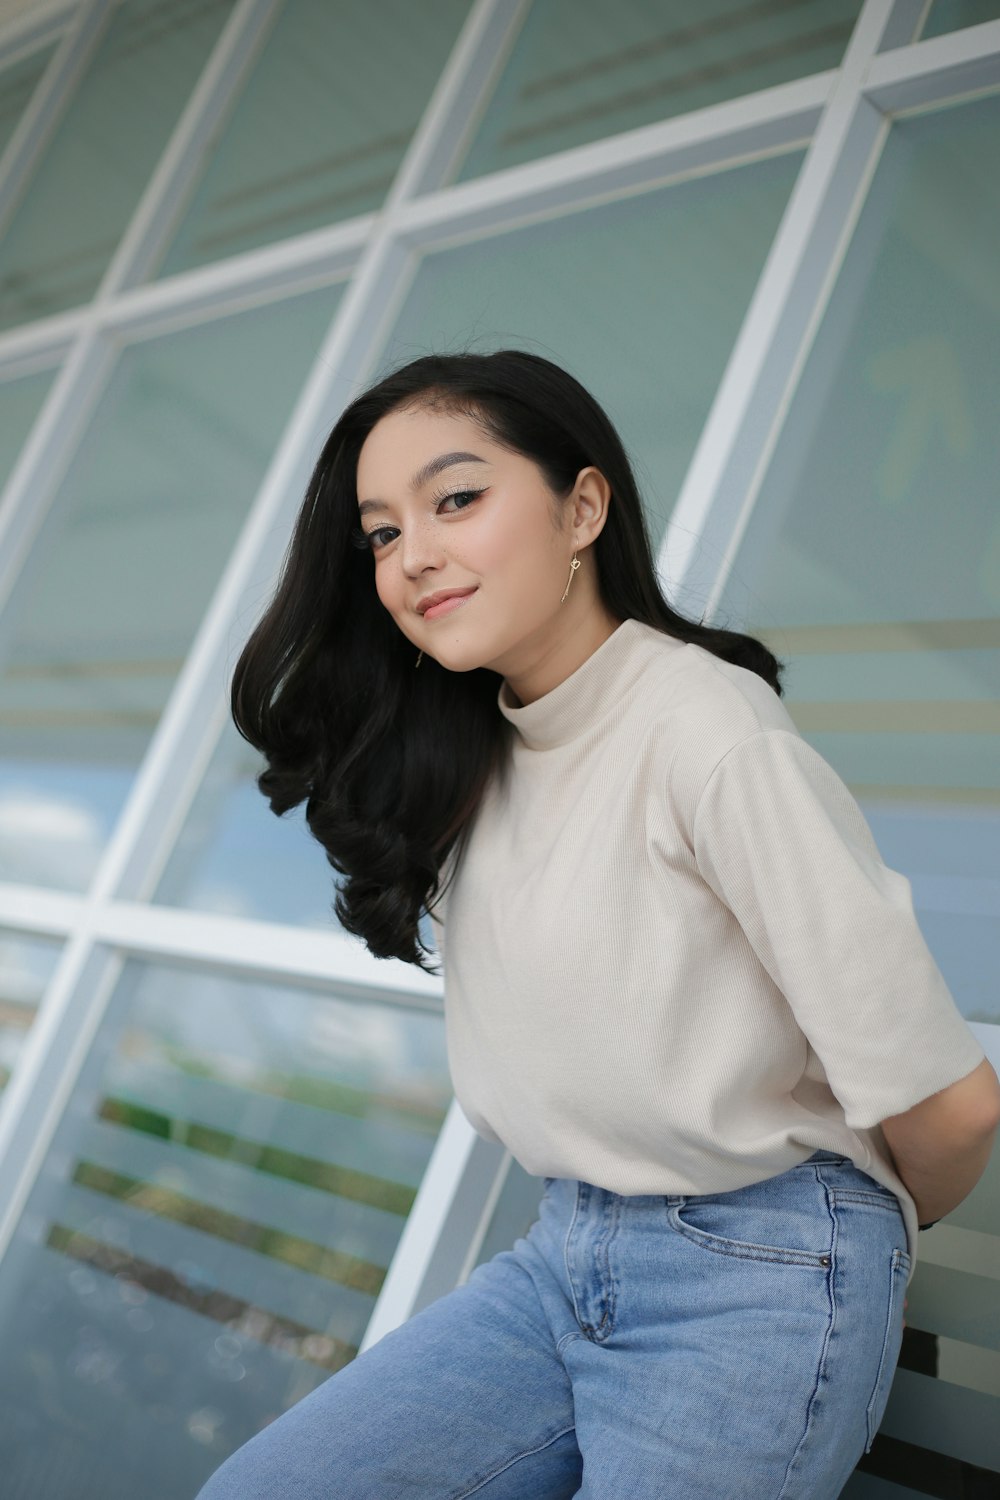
[450,1423,578,1500]
[776,1162,839,1500]
[864,1247,908,1453]
[591,1192,621,1341]
[564,1184,587,1335]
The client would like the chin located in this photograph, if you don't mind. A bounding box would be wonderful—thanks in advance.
[426,645,492,674]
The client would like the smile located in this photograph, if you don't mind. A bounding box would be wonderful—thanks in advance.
[422,590,477,621]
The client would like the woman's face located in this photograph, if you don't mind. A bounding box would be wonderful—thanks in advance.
[355,405,611,682]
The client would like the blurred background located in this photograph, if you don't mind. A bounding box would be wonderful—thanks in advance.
[0,0,997,1495]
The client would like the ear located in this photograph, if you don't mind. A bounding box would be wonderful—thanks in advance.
[570,466,613,547]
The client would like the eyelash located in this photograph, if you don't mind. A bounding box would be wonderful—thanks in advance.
[351,488,486,553]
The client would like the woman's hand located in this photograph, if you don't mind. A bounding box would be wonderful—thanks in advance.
[879,1058,1000,1225]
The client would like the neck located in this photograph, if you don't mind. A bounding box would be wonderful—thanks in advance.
[501,603,624,707]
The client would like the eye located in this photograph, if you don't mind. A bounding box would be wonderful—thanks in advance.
[437,487,484,514]
[351,523,398,552]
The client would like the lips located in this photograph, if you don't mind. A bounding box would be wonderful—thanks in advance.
[418,587,477,618]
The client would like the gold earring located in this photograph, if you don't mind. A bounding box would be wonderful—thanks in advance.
[560,552,580,604]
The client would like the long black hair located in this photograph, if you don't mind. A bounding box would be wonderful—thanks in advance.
[231,349,784,974]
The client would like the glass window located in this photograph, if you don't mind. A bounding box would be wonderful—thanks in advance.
[0,42,57,160]
[0,956,450,1494]
[0,280,342,893]
[152,717,336,928]
[0,0,235,332]
[154,0,472,280]
[380,149,803,551]
[712,91,1000,1030]
[919,0,1000,39]
[0,366,55,492]
[455,0,859,184]
[0,930,61,1093]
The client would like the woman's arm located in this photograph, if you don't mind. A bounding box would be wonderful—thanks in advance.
[878,1058,1000,1226]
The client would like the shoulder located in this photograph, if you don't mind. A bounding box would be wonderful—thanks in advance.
[629,626,806,832]
[634,625,797,754]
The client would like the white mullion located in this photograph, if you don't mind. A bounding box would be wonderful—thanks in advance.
[0,307,82,372]
[0,881,441,1005]
[393,69,832,252]
[0,2,74,71]
[654,0,902,619]
[0,329,118,617]
[0,0,112,243]
[864,17,1000,114]
[96,0,282,297]
[0,883,85,935]
[386,0,531,203]
[0,920,123,1259]
[358,1100,506,1352]
[0,218,368,372]
[93,900,444,1009]
[877,0,931,51]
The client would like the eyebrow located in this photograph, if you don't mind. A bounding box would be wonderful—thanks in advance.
[358,451,488,517]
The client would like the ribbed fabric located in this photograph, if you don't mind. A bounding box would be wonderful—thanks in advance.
[428,618,985,1268]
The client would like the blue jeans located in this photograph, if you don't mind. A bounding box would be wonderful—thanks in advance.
[195,1151,910,1499]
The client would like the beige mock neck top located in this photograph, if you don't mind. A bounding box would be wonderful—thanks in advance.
[428,618,984,1267]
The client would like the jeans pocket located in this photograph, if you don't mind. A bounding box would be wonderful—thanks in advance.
[865,1246,910,1452]
[664,1189,833,1268]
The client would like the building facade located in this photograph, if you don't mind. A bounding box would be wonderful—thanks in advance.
[0,0,997,1494]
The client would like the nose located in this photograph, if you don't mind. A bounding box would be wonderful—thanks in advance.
[399,517,445,577]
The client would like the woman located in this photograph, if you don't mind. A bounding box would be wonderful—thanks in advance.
[198,349,999,1499]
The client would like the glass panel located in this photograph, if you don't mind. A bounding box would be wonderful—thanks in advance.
[0,0,235,332]
[155,0,472,280]
[0,956,450,1495]
[919,0,1000,39]
[713,93,1000,1030]
[0,280,342,893]
[0,929,60,1093]
[0,367,54,492]
[456,0,859,184]
[0,42,57,160]
[381,149,802,552]
[152,717,337,928]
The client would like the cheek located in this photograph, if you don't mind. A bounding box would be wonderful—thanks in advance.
[374,563,400,614]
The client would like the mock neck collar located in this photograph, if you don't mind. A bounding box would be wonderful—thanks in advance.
[497,617,678,750]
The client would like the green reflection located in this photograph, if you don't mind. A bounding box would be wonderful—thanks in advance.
[920,0,1000,38]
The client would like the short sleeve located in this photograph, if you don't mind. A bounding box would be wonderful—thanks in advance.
[691,729,986,1128]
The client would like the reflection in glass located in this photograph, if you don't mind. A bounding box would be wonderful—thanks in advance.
[0,956,450,1494]
[714,93,1000,1027]
[0,367,54,492]
[919,0,1000,39]
[456,0,859,183]
[153,717,335,929]
[0,0,234,331]
[0,42,56,160]
[0,281,341,893]
[0,930,61,1093]
[380,149,802,552]
[155,0,471,279]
